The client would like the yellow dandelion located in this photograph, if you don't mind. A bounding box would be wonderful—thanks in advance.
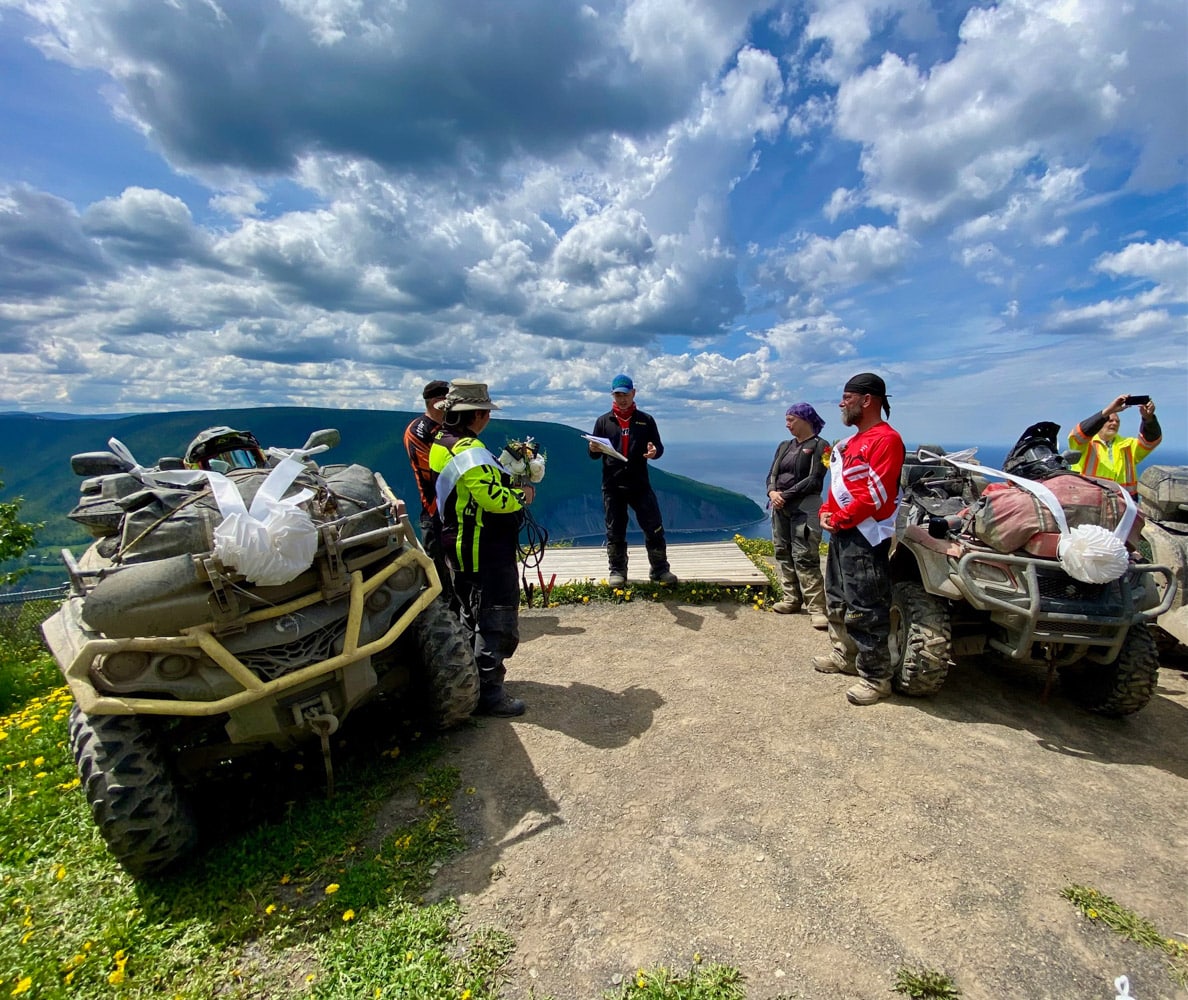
[1086,908,1099,919]
[33,757,44,766]
[693,952,702,963]
[582,595,589,604]
[264,904,277,916]
[341,909,355,921]
[19,931,32,945]
[324,883,340,895]
[54,865,66,881]
[461,991,472,1000]
[11,977,32,996]
[305,973,316,984]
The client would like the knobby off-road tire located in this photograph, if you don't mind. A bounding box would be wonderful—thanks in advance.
[411,597,479,728]
[1061,624,1160,717]
[888,581,954,697]
[68,705,197,877]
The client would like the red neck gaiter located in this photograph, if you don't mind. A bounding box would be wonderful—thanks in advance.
[612,402,635,458]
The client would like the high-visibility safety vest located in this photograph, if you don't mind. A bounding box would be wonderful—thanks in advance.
[1067,427,1158,495]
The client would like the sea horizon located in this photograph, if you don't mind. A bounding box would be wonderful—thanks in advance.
[583,438,1188,550]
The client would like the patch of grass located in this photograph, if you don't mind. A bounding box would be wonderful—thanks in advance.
[524,535,779,610]
[0,680,511,999]
[1061,884,1188,987]
[603,955,746,999]
[0,600,60,714]
[892,965,962,999]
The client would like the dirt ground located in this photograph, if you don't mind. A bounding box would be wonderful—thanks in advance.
[426,600,1188,1000]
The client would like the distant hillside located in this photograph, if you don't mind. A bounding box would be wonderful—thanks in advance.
[1,407,762,588]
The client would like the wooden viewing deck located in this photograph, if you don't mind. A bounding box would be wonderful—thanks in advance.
[524,541,769,587]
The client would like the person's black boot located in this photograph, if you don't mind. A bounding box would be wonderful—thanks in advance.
[474,673,526,717]
[474,691,526,717]
[645,530,676,584]
[607,542,628,588]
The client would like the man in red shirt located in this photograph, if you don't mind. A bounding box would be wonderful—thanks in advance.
[403,380,456,612]
[813,372,906,705]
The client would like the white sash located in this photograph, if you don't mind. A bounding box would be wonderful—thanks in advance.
[434,446,502,516]
[828,436,899,546]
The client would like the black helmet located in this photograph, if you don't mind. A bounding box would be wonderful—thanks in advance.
[1003,421,1068,481]
[184,426,267,471]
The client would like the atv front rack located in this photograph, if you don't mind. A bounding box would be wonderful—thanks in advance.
[49,546,442,717]
[952,549,1174,662]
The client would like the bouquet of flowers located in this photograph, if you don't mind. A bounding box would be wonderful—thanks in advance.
[499,436,547,484]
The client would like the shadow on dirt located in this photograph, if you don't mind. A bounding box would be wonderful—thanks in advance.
[519,614,586,640]
[905,654,1188,780]
[510,679,663,748]
[434,677,665,901]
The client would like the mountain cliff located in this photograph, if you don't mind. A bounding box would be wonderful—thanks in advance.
[1,407,762,586]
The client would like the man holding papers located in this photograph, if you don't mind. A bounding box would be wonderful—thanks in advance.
[588,374,677,588]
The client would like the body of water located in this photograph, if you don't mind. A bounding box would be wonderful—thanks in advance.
[620,439,1188,549]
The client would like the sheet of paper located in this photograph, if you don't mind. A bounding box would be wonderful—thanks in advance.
[582,433,628,462]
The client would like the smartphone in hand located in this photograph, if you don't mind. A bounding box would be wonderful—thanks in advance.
[1123,394,1150,406]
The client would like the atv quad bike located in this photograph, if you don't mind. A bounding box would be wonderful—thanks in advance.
[886,447,1174,716]
[41,428,478,877]
[1136,464,1188,652]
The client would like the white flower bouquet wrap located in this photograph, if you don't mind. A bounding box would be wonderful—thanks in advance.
[498,437,546,484]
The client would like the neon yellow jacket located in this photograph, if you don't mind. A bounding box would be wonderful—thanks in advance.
[429,429,524,572]
[1068,414,1160,495]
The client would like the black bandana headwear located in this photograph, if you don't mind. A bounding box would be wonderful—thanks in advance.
[843,372,892,416]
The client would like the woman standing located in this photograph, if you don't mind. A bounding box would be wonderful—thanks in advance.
[766,403,829,628]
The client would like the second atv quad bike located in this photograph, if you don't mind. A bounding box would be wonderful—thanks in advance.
[41,427,479,877]
[887,445,1174,716]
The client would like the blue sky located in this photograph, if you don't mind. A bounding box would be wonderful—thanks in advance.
[0,0,1184,452]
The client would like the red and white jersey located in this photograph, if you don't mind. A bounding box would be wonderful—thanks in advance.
[821,421,905,544]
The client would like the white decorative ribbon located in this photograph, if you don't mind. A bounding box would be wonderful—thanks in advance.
[919,450,1137,583]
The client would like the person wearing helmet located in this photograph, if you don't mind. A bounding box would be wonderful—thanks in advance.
[1067,394,1161,497]
[184,427,267,473]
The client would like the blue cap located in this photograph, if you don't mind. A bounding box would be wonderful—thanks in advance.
[611,374,634,392]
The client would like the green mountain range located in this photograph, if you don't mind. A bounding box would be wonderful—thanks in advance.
[1,407,762,590]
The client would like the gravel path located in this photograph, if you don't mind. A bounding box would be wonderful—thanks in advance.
[429,601,1188,1000]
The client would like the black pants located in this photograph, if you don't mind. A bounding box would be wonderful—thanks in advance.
[419,512,457,613]
[603,486,670,575]
[823,528,892,680]
[453,559,520,700]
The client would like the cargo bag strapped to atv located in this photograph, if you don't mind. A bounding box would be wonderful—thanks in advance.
[42,428,479,877]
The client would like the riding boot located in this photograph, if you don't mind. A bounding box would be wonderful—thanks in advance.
[645,529,677,585]
[475,665,524,717]
[607,542,628,588]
